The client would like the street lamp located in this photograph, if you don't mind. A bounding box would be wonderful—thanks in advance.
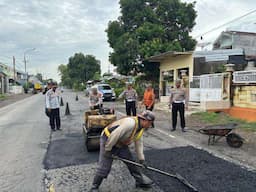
[23,48,36,93]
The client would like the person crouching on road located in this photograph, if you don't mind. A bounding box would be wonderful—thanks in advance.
[90,110,155,191]
[89,87,103,110]
[46,82,61,131]
[118,83,138,116]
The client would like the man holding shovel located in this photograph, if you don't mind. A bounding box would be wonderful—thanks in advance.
[90,110,155,191]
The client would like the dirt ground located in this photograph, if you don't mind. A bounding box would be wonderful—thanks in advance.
[187,113,256,157]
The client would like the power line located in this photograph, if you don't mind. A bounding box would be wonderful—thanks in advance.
[195,9,256,39]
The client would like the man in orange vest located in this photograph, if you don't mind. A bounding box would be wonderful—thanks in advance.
[90,110,155,191]
[142,83,155,111]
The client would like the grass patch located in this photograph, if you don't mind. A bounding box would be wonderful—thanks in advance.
[191,112,256,132]
[0,94,6,100]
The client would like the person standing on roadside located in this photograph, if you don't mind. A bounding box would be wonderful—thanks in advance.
[43,81,52,118]
[141,84,155,111]
[89,110,155,191]
[118,83,138,116]
[141,83,155,127]
[169,79,188,132]
[46,82,61,131]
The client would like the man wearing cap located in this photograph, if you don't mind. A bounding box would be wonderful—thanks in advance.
[90,110,155,191]
[118,83,138,116]
[46,82,61,131]
[169,79,188,132]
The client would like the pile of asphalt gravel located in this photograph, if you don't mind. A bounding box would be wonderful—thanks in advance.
[144,146,256,192]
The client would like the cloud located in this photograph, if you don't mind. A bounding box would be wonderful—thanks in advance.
[1,0,255,81]
[0,0,120,81]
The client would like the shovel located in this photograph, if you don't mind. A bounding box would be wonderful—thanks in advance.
[112,155,198,192]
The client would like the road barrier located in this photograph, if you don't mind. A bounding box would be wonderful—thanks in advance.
[65,102,71,115]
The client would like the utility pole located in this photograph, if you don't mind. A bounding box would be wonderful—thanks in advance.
[13,56,16,85]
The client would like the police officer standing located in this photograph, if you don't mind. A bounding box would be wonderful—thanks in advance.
[169,79,188,132]
[119,83,138,116]
[46,82,61,131]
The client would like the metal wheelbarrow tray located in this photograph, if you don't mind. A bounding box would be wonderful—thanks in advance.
[199,123,244,148]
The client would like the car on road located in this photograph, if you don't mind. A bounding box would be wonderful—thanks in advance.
[91,83,116,101]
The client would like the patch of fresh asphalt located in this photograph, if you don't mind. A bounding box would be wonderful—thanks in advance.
[43,134,99,170]
[144,146,256,192]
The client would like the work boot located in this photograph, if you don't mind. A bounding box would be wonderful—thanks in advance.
[126,164,153,188]
[89,175,103,192]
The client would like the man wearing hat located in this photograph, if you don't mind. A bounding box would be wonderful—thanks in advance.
[169,79,188,132]
[90,110,155,191]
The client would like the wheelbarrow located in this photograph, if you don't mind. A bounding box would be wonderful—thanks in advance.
[198,123,244,148]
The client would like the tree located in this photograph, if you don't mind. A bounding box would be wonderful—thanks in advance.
[58,53,101,88]
[35,73,43,82]
[106,0,197,77]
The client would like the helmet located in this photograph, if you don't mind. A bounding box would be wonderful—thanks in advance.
[139,110,155,122]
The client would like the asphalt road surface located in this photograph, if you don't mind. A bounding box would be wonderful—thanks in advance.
[0,94,49,192]
[1,90,255,192]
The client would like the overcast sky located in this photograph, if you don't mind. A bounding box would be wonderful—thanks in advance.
[0,0,255,82]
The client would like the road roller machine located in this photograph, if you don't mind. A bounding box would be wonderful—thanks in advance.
[83,108,116,152]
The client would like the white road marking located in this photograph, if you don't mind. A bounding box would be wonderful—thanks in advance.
[155,128,176,138]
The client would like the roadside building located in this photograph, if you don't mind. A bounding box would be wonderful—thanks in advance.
[0,69,8,94]
[148,51,193,102]
[213,30,256,61]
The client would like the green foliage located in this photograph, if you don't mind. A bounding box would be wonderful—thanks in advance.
[106,0,197,77]
[35,73,43,82]
[58,53,101,89]
[0,94,6,100]
[105,79,126,97]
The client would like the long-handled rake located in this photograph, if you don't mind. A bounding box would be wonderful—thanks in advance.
[112,155,198,192]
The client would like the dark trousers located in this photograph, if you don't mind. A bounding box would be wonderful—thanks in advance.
[146,105,154,127]
[172,103,185,129]
[125,101,136,116]
[50,108,61,130]
[96,135,144,181]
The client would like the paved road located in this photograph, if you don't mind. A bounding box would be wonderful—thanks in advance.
[1,90,255,192]
[0,94,49,192]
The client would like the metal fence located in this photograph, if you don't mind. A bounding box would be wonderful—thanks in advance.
[233,70,256,83]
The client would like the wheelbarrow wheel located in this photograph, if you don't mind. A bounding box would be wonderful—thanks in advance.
[226,133,243,148]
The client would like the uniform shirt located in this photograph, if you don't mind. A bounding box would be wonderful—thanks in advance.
[119,88,137,102]
[89,92,102,107]
[104,117,144,160]
[46,89,60,109]
[169,87,188,105]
